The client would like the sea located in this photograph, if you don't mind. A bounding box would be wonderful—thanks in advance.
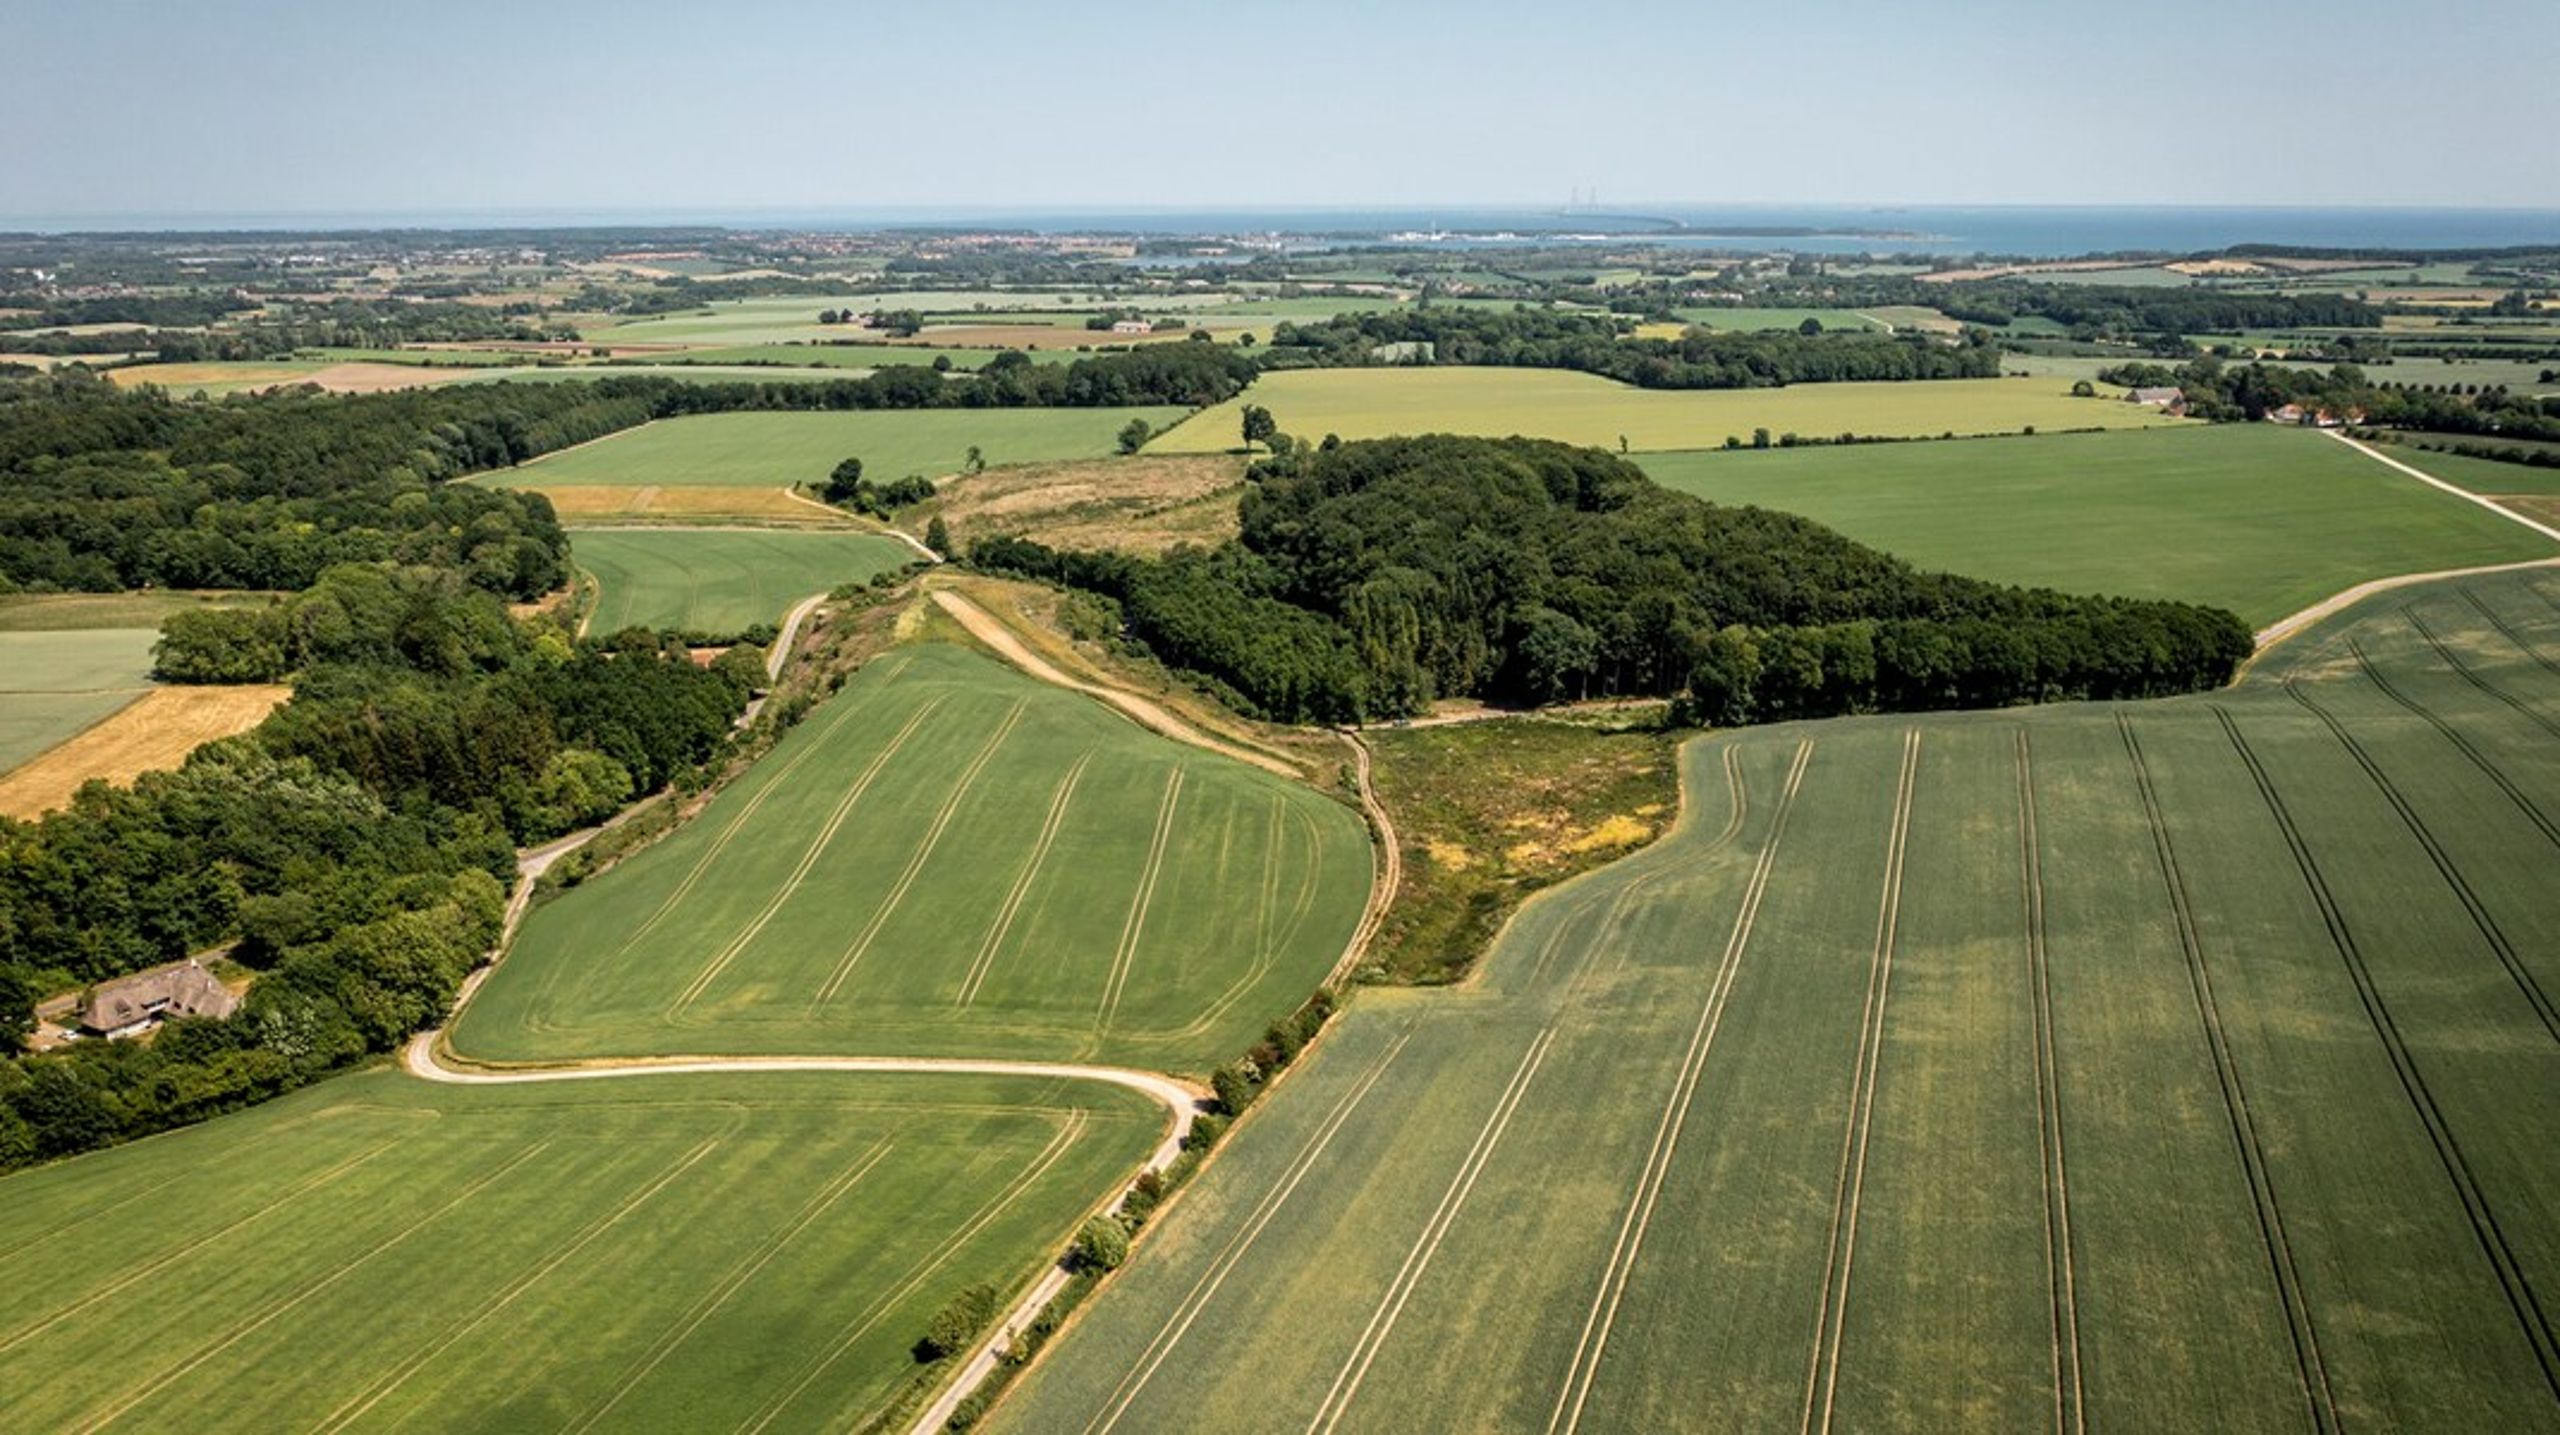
[7,205,2559,258]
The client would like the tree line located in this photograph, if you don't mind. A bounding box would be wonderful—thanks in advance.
[0,344,1258,596]
[2099,355,2560,436]
[967,436,2252,724]
[1260,307,2002,390]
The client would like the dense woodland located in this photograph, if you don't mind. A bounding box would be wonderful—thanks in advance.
[1264,307,2002,388]
[971,436,2252,724]
[0,564,757,1169]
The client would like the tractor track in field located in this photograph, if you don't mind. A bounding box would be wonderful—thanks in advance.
[957,753,1095,1008]
[2405,604,2560,742]
[812,700,1026,1008]
[671,696,943,1013]
[2117,712,2340,1434]
[2016,730,2087,1435]
[1802,729,1921,1435]
[1308,1024,1559,1435]
[2283,680,2560,1045]
[404,577,1391,1435]
[2349,636,2560,851]
[2464,587,2560,687]
[1080,1028,1418,1435]
[2213,705,2560,1403]
[1548,738,1814,1435]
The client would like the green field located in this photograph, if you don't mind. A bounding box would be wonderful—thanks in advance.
[573,528,914,636]
[992,565,2560,1433]
[1639,426,2558,625]
[1146,368,2185,456]
[0,629,160,772]
[451,642,1372,1071]
[493,407,1188,491]
[0,590,276,633]
[0,1067,1156,1433]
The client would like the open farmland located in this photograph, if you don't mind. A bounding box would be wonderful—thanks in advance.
[1146,368,2184,456]
[0,629,159,772]
[573,528,913,636]
[0,1067,1157,1434]
[992,566,2560,1434]
[451,642,1372,1071]
[493,408,1187,496]
[1639,426,2558,626]
[583,293,1240,348]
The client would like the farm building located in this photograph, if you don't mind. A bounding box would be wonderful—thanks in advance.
[2127,386,2188,414]
[1109,319,1152,335]
[80,958,239,1038]
[2268,403,2363,428]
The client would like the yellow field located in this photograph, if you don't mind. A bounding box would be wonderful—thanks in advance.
[533,484,851,523]
[106,362,317,392]
[1147,368,2185,455]
[0,684,291,819]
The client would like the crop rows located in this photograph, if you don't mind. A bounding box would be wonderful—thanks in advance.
[995,568,2560,1433]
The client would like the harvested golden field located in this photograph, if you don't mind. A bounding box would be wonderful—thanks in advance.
[909,453,1247,553]
[532,484,851,523]
[106,362,314,390]
[0,684,290,819]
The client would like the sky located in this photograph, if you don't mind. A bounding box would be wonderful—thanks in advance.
[8,0,2557,221]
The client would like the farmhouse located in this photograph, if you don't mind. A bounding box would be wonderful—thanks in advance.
[80,958,239,1038]
[2127,386,2188,414]
[1110,318,1153,335]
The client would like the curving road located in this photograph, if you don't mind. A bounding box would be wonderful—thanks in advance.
[2246,432,2560,655]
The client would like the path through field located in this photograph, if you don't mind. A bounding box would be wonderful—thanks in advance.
[989,565,2560,1434]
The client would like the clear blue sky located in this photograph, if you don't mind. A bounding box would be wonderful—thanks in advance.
[9,0,2555,219]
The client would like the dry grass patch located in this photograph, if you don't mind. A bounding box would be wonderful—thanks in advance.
[1361,717,1678,984]
[0,684,289,818]
[909,454,1246,554]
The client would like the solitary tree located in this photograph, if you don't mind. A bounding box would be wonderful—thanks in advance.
[2070,379,2097,398]
[824,457,864,504]
[1116,418,1152,455]
[963,444,985,474]
[1798,316,1824,336]
[924,515,951,557]
[1241,404,1278,452]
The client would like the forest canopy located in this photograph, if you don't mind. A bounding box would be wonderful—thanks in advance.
[970,436,2252,724]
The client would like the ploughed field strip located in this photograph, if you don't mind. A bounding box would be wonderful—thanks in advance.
[452,643,1371,1071]
[0,1068,1155,1435]
[572,527,914,636]
[993,567,2560,1434]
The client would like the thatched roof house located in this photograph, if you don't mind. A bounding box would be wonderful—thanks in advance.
[80,959,239,1038]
